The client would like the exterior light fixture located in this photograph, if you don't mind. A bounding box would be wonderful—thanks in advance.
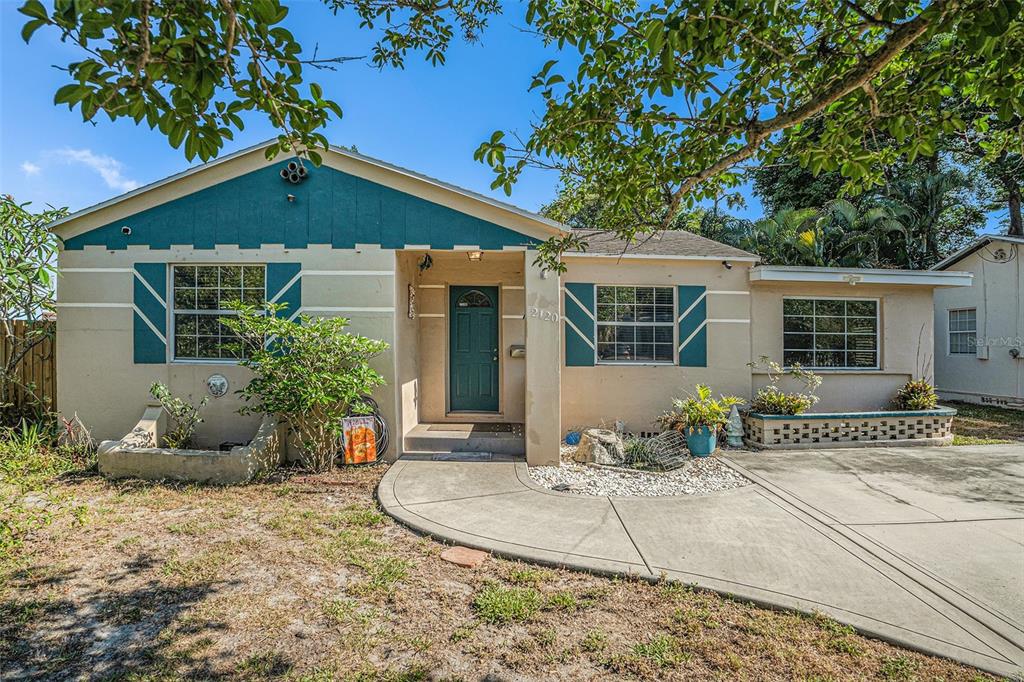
[722,260,732,269]
[468,250,483,262]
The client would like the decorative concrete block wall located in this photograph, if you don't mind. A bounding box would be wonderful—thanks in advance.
[743,408,956,450]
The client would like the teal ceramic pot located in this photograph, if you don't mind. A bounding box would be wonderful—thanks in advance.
[686,425,718,457]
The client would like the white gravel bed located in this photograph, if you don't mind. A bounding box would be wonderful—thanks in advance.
[527,444,751,497]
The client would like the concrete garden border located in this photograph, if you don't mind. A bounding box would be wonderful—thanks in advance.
[743,408,956,450]
[97,407,284,484]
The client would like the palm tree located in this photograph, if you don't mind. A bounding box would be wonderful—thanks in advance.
[880,171,978,269]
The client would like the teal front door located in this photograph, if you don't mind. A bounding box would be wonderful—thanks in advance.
[449,286,499,412]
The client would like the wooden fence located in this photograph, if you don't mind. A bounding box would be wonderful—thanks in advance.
[1,320,57,413]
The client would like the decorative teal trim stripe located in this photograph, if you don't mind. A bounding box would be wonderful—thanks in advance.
[750,408,957,420]
[133,263,168,364]
[266,263,302,319]
[677,285,707,367]
[564,283,595,367]
[64,164,543,252]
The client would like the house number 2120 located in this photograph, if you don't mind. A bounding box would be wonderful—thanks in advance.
[527,307,559,323]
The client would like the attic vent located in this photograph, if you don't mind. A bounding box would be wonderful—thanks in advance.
[280,161,308,184]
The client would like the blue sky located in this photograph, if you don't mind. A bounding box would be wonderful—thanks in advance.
[1,1,768,222]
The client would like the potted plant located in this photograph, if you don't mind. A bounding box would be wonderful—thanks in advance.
[657,384,744,456]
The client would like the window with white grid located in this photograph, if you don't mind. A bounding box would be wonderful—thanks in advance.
[595,285,675,363]
[172,265,265,360]
[948,308,977,355]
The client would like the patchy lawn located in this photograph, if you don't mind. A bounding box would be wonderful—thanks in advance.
[0,463,998,681]
[947,400,1024,445]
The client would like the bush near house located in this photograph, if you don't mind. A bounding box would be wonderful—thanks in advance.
[220,303,388,472]
[891,379,939,411]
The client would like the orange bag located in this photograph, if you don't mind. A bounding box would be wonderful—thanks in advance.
[342,416,377,465]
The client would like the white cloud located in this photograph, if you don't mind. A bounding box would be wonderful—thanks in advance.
[51,148,140,193]
[21,161,41,176]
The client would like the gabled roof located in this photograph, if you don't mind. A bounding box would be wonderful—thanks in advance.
[565,228,760,261]
[931,234,1024,271]
[48,139,567,241]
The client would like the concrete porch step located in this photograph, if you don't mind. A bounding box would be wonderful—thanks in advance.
[403,423,525,456]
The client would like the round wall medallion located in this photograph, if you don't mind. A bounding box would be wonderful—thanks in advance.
[206,374,229,397]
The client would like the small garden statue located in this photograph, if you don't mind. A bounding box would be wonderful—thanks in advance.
[726,405,744,448]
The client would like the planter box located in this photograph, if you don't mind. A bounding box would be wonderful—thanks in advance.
[742,408,956,450]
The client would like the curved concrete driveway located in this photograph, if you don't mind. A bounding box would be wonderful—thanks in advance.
[378,445,1024,678]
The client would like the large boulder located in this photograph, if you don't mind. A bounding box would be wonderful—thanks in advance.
[576,428,625,465]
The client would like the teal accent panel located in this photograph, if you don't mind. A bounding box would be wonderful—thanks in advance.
[677,285,707,367]
[266,263,302,319]
[65,163,543,251]
[133,262,167,364]
[564,282,595,367]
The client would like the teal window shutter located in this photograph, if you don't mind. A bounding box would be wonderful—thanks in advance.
[564,283,595,367]
[677,285,707,367]
[266,263,302,318]
[133,263,168,364]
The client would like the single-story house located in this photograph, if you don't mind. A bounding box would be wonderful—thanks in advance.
[50,141,973,465]
[932,234,1024,409]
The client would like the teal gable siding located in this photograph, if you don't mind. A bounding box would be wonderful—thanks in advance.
[65,164,543,251]
[564,283,596,367]
[677,285,707,367]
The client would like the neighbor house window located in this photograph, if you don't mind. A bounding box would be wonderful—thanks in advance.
[596,285,675,363]
[172,265,265,360]
[783,298,878,369]
[948,308,977,355]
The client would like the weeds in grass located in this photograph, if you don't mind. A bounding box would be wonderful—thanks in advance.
[627,633,689,668]
[580,629,608,654]
[449,621,478,643]
[546,590,590,612]
[348,555,412,598]
[333,504,385,528]
[880,654,919,680]
[814,613,865,657]
[161,548,231,585]
[504,565,555,586]
[472,582,542,624]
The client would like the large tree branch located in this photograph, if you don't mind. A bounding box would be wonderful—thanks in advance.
[661,0,954,228]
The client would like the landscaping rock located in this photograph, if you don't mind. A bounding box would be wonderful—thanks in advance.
[576,428,624,465]
[440,546,489,568]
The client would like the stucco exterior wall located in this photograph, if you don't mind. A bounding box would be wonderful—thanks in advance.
[750,282,936,411]
[933,248,1024,405]
[57,244,399,447]
[560,258,753,434]
[414,251,527,423]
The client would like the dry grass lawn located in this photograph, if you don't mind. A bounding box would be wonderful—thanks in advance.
[0,463,1000,681]
[949,401,1024,445]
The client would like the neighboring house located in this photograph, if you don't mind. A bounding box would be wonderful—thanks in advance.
[49,141,973,465]
[932,235,1024,410]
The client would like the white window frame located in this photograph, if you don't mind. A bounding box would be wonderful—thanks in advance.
[947,307,978,356]
[782,296,881,371]
[594,284,677,366]
[169,263,266,364]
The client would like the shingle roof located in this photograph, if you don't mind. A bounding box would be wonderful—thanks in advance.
[567,229,759,260]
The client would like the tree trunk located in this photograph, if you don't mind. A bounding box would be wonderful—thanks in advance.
[1008,180,1023,237]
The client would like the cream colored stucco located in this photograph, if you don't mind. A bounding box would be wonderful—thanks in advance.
[933,246,1024,407]
[560,258,753,433]
[56,244,400,447]
[750,281,936,411]
[525,260,561,465]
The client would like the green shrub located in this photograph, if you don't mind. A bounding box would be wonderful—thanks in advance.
[149,382,208,448]
[657,384,743,433]
[747,356,821,415]
[892,379,938,410]
[221,303,388,472]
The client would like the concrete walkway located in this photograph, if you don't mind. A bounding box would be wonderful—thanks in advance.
[378,445,1024,677]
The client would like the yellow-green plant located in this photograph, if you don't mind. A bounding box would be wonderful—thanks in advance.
[892,379,938,410]
[657,384,743,433]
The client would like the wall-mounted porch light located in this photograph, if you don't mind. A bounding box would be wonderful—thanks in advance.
[467,250,483,262]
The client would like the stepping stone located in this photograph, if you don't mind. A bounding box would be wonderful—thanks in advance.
[441,546,489,568]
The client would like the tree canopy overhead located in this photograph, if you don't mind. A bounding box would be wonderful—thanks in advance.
[19,0,498,164]
[474,0,1023,266]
